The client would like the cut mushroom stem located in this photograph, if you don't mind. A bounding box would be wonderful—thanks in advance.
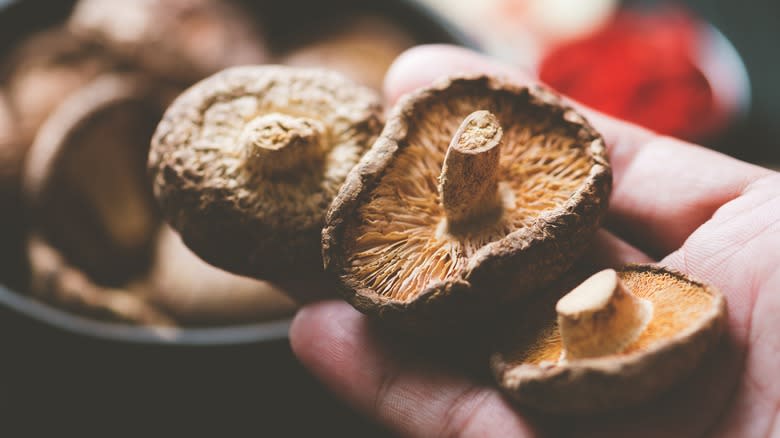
[438,110,503,230]
[557,269,653,361]
[239,112,326,176]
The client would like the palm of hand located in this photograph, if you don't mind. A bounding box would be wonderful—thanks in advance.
[290,46,780,437]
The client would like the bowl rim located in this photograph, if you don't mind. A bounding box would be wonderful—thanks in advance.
[0,283,294,345]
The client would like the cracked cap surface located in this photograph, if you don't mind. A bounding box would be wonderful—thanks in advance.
[149,65,383,281]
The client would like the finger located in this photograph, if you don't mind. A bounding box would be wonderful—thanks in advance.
[606,138,770,258]
[290,231,650,437]
[581,228,654,269]
[383,45,773,257]
[290,301,541,438]
[384,45,532,105]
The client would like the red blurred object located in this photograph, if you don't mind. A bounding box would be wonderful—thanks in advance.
[539,8,725,141]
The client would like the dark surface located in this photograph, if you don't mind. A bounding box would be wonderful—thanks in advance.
[0,304,394,436]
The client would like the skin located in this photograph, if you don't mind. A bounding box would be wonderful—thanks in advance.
[289,46,780,437]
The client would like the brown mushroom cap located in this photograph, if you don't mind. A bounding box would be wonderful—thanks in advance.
[323,75,611,329]
[490,265,727,414]
[68,0,269,83]
[0,27,116,144]
[144,225,297,325]
[24,74,165,287]
[281,15,416,91]
[149,65,383,281]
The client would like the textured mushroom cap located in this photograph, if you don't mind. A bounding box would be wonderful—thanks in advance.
[145,225,297,325]
[490,265,727,414]
[323,75,611,329]
[149,65,383,281]
[281,15,415,91]
[69,0,269,83]
[24,74,165,286]
[0,27,116,144]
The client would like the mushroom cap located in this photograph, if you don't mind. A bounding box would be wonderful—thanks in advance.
[490,265,727,414]
[281,15,415,91]
[149,65,383,281]
[68,0,269,83]
[323,75,611,329]
[0,27,116,144]
[145,225,298,325]
[24,74,165,286]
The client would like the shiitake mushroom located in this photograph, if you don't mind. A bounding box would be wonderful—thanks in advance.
[490,266,727,414]
[323,75,611,329]
[148,65,383,283]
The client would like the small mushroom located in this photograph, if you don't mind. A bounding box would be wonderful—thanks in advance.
[27,235,174,326]
[24,74,166,290]
[0,27,116,144]
[144,225,297,325]
[323,76,611,328]
[149,65,383,282]
[490,266,727,414]
[68,0,269,83]
[281,15,416,91]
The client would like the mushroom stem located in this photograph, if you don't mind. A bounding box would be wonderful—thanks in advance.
[557,269,653,361]
[438,110,503,229]
[239,112,326,176]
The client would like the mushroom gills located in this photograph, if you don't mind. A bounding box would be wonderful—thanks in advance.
[519,268,717,365]
[339,84,603,305]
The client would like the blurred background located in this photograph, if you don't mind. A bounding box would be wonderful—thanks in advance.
[423,0,778,166]
[0,0,776,435]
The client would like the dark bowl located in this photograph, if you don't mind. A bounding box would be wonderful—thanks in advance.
[0,0,477,345]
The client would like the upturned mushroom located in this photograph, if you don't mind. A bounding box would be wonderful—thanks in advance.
[27,235,173,326]
[148,65,383,282]
[24,74,166,303]
[281,15,415,91]
[323,75,611,328]
[68,0,269,83]
[0,28,118,287]
[490,266,727,413]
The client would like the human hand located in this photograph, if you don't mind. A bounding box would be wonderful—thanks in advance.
[290,45,780,437]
